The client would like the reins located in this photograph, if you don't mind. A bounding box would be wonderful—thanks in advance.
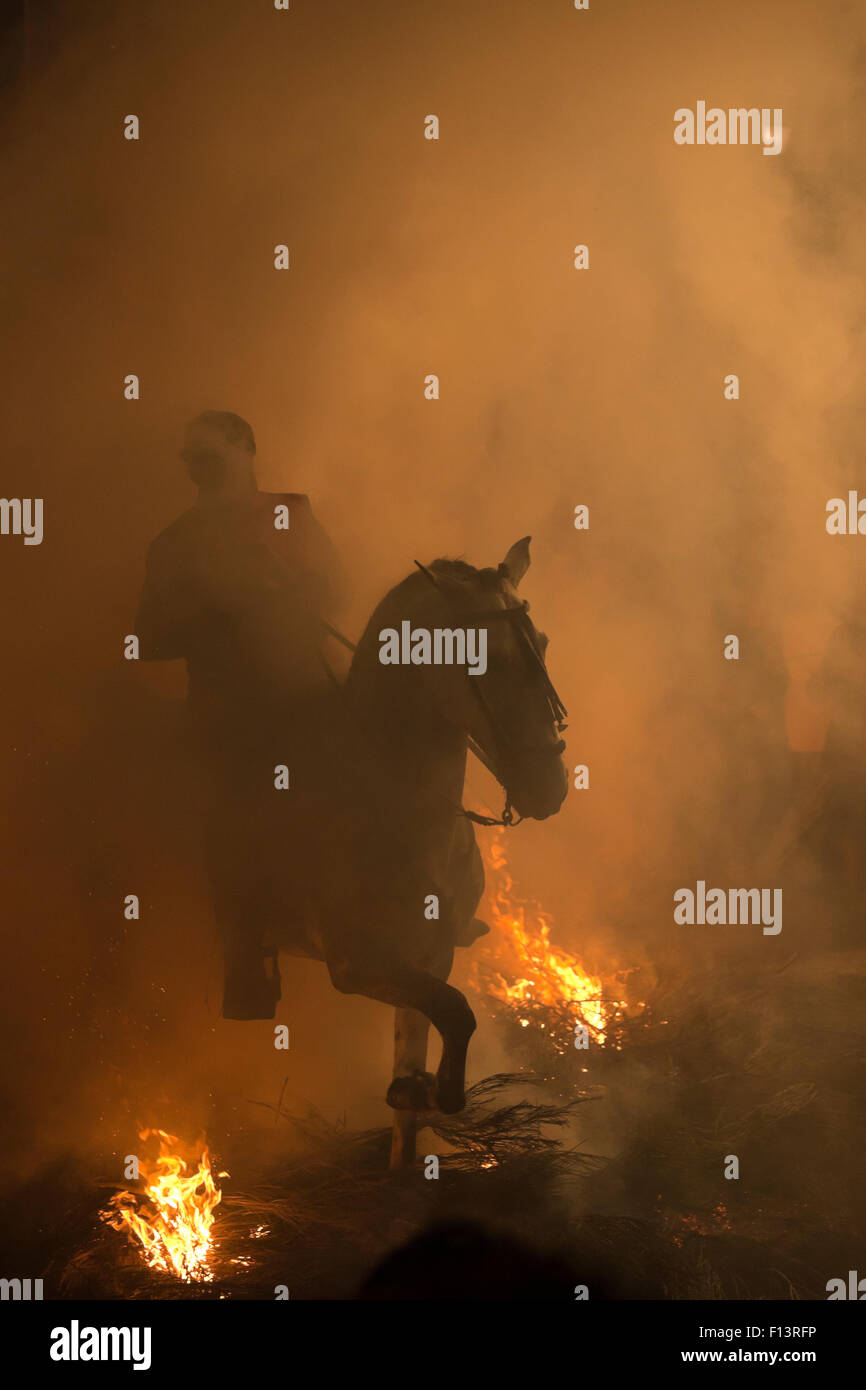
[320,566,568,831]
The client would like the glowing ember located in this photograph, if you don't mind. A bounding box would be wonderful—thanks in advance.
[470,833,629,1050]
[669,1204,731,1246]
[680,1204,731,1234]
[100,1129,223,1283]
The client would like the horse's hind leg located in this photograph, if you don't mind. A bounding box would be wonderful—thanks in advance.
[327,951,475,1114]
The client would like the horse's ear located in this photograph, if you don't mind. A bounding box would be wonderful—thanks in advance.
[501,536,531,588]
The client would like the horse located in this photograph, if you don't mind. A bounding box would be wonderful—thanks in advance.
[228,536,568,1159]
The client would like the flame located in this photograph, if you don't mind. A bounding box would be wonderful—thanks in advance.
[471,833,628,1049]
[100,1129,223,1283]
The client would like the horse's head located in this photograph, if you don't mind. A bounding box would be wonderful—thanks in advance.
[413,538,568,821]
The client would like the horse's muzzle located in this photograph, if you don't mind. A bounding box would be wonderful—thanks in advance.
[506,746,568,821]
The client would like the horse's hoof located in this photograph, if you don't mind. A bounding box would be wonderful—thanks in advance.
[435,1087,466,1116]
[387,1071,438,1112]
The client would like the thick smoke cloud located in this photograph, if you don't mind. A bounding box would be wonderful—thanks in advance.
[1,0,863,1181]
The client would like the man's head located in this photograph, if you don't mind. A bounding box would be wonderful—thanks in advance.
[181,411,257,495]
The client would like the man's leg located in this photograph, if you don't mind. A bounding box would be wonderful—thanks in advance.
[206,801,282,1021]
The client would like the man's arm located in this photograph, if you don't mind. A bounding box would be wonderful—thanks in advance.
[300,497,346,618]
[135,534,206,660]
[265,493,346,619]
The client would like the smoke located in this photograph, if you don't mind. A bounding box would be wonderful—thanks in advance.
[1,0,864,1193]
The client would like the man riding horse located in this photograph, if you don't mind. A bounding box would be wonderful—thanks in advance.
[136,417,568,1123]
[135,410,344,1019]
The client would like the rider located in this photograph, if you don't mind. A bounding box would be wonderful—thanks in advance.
[135,410,344,1017]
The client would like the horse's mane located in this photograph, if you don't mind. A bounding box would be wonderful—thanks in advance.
[345,557,500,695]
[427,558,479,583]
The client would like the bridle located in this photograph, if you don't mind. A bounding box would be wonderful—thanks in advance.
[413,561,568,828]
[321,564,568,830]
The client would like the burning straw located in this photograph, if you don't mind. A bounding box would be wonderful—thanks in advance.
[99,1129,224,1285]
[64,1075,603,1299]
[469,833,642,1060]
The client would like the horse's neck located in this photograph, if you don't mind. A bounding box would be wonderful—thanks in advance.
[343,673,468,848]
[360,701,465,813]
[343,579,476,862]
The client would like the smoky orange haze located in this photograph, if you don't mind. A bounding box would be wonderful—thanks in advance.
[0,0,864,1174]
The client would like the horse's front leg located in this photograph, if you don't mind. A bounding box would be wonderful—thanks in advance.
[327,946,475,1114]
[390,1007,429,1168]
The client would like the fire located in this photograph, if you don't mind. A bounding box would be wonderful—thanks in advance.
[100,1129,223,1283]
[669,1204,732,1246]
[471,833,628,1049]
